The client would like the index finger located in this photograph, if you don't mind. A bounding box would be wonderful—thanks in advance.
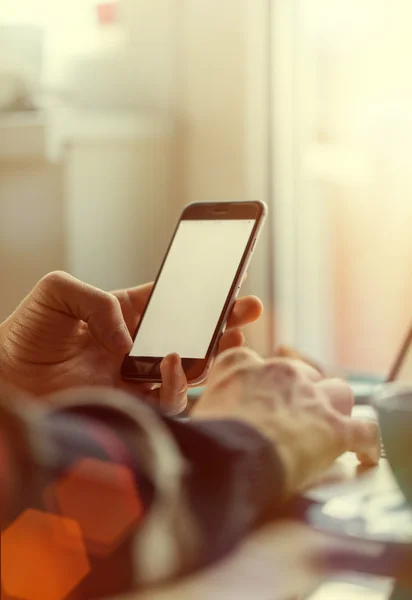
[346,418,381,465]
[226,296,263,329]
[317,378,354,415]
[111,283,153,333]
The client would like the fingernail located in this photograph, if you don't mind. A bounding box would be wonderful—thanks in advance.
[174,355,184,378]
[111,325,133,350]
[174,356,188,395]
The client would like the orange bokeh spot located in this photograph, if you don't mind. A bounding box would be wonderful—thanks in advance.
[47,458,143,557]
[1,509,90,600]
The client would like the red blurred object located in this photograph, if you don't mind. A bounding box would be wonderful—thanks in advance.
[96,2,117,25]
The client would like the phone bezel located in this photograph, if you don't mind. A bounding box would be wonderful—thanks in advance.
[121,201,267,385]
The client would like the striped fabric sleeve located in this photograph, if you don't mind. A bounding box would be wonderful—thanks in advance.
[0,385,285,599]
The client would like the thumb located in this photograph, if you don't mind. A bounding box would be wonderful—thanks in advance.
[36,272,133,355]
[157,354,188,415]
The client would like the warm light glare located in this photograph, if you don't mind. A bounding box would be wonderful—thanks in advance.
[48,458,143,556]
[1,509,90,600]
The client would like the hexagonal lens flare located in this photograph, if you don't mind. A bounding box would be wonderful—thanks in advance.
[47,458,143,557]
[1,509,90,600]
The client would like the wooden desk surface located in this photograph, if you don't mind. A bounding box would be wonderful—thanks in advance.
[110,521,393,600]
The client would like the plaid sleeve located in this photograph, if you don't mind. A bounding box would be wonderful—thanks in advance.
[0,385,285,599]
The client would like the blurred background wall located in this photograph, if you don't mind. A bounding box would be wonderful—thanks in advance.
[0,0,411,376]
[272,0,412,374]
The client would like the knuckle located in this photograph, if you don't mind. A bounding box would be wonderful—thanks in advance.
[216,346,256,369]
[329,378,353,401]
[306,401,326,417]
[324,409,347,445]
[37,270,70,292]
[213,359,259,394]
[96,291,120,314]
[319,379,354,417]
[214,364,255,392]
[297,382,317,399]
[230,364,254,382]
[263,359,299,382]
[307,397,347,447]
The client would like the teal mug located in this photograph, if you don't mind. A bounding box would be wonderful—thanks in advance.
[373,383,412,600]
[373,383,412,505]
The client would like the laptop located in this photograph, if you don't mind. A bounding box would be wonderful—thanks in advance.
[306,324,412,543]
[387,325,412,384]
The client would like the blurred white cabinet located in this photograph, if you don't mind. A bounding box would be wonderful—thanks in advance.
[60,112,175,290]
[0,110,175,322]
[0,113,64,321]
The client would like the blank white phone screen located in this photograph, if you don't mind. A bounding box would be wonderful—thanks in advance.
[130,219,255,359]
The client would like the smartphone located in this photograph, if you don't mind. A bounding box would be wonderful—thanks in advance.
[121,201,267,385]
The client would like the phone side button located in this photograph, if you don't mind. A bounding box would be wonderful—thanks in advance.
[250,238,257,252]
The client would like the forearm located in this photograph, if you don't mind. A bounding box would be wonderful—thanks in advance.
[163,416,286,566]
[0,387,285,597]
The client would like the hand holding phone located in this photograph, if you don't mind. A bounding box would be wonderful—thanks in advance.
[122,201,267,385]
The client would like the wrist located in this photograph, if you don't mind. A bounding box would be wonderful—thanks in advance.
[253,415,335,497]
[206,413,301,499]
[187,417,289,508]
[193,405,292,495]
[231,416,298,499]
